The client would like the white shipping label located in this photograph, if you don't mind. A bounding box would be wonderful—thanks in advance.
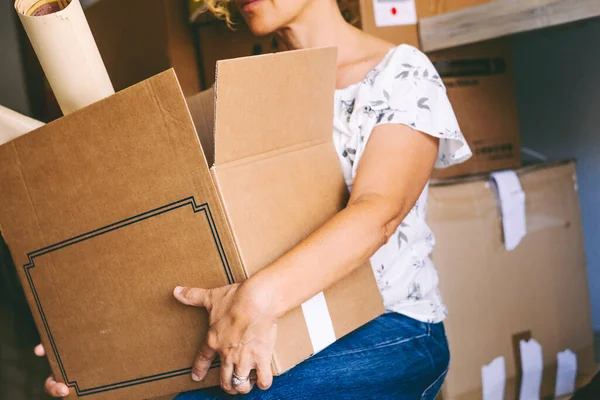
[555,349,577,397]
[519,339,544,400]
[482,356,506,400]
[373,0,417,27]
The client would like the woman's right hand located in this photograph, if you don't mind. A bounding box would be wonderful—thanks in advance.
[34,344,70,398]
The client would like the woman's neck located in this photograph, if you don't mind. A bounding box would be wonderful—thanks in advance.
[274,1,361,67]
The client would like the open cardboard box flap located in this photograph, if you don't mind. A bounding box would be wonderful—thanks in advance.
[0,48,384,400]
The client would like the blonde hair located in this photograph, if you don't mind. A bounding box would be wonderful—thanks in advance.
[202,0,236,26]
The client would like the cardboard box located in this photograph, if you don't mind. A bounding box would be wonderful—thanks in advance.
[0,48,384,399]
[428,161,597,399]
[415,0,493,18]
[358,0,420,47]
[429,39,521,179]
[85,0,200,96]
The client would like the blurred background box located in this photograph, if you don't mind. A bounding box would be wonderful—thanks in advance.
[428,161,597,399]
[429,38,521,179]
[358,0,419,47]
[86,0,200,96]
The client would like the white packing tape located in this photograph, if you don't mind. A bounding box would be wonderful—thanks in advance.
[301,292,336,354]
[482,356,506,400]
[490,170,527,251]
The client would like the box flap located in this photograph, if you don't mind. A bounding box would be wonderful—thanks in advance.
[186,88,215,166]
[213,47,337,165]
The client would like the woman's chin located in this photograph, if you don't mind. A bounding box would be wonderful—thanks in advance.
[245,20,278,37]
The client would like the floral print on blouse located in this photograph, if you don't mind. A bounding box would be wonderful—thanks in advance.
[333,45,472,323]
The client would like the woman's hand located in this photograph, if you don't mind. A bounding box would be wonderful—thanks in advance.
[173,281,279,395]
[33,344,70,398]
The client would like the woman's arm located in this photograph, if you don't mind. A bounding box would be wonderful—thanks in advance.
[250,124,439,316]
[174,124,439,395]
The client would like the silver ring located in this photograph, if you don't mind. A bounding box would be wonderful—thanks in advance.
[232,372,249,387]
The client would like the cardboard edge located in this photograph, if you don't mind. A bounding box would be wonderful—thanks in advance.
[212,138,331,171]
[430,159,576,187]
[211,70,218,167]
[208,167,249,280]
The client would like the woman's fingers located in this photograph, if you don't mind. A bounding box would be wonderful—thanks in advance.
[232,353,254,395]
[219,358,236,395]
[255,358,273,390]
[39,346,69,397]
[44,376,69,397]
[173,286,211,309]
[191,341,217,382]
[34,343,45,357]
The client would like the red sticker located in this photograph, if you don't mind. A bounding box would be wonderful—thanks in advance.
[391,7,397,15]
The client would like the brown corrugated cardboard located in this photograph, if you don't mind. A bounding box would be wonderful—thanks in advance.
[358,0,420,47]
[429,39,521,178]
[86,0,200,96]
[415,0,493,18]
[0,48,384,399]
[428,161,597,399]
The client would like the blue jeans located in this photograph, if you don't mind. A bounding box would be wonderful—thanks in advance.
[176,313,450,399]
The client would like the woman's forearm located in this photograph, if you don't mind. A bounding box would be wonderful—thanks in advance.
[244,193,407,318]
[242,126,438,319]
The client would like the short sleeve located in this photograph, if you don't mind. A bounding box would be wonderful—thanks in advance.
[342,45,472,171]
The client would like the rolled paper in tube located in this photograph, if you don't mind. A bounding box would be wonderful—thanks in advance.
[0,105,45,146]
[14,0,114,115]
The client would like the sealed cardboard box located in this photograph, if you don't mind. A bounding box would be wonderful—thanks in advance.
[415,0,493,18]
[429,39,521,179]
[0,48,384,400]
[358,0,420,47]
[86,0,200,96]
[428,161,597,399]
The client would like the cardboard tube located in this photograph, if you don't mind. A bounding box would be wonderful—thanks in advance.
[0,105,45,146]
[14,0,114,115]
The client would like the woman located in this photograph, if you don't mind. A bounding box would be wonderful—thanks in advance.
[38,0,471,398]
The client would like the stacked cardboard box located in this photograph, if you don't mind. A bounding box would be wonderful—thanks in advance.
[362,2,521,179]
[428,38,521,179]
[428,161,597,399]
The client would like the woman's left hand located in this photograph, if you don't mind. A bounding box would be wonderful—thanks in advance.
[173,282,279,395]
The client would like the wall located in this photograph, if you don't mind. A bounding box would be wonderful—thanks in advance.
[512,17,600,330]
